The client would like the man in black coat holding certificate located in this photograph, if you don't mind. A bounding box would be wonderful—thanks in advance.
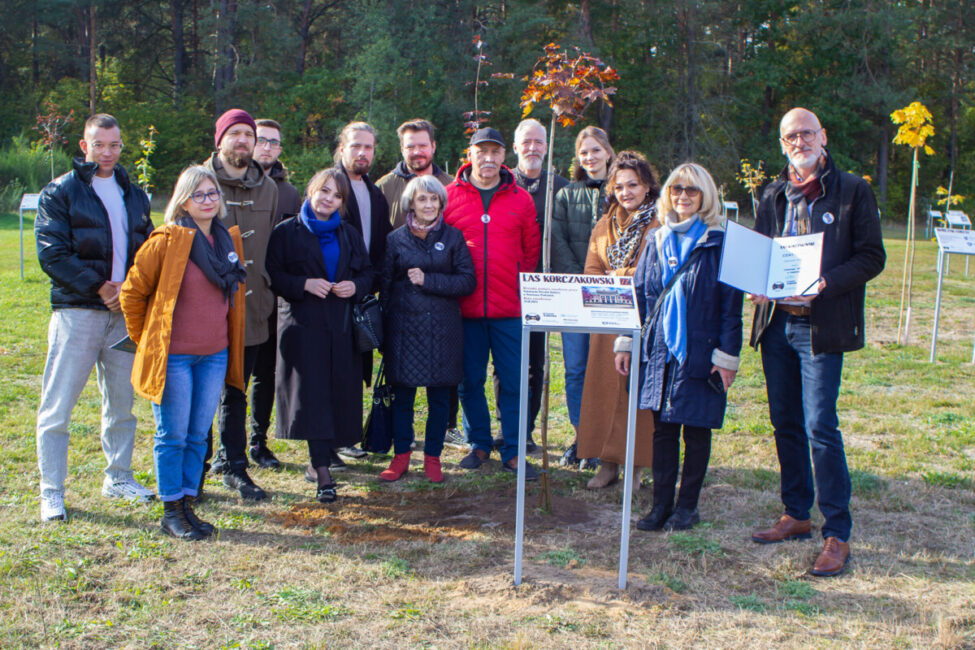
[748,107,885,577]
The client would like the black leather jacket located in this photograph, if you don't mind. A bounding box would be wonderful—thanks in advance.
[35,158,153,309]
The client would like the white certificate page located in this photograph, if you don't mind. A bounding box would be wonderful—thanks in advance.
[766,232,823,299]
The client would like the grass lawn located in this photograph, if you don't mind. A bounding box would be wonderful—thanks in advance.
[0,211,972,649]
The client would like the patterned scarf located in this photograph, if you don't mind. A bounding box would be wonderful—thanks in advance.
[606,203,657,270]
[405,210,442,235]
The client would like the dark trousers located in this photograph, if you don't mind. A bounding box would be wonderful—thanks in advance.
[651,410,712,511]
[307,439,332,469]
[392,385,451,456]
[492,330,544,437]
[207,344,260,473]
[249,312,277,447]
[448,387,459,430]
[760,312,850,541]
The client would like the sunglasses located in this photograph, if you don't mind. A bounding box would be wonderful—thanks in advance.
[670,184,701,197]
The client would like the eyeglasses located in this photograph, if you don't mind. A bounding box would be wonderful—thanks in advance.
[256,137,282,149]
[670,185,701,197]
[90,142,124,153]
[190,189,222,204]
[779,128,822,146]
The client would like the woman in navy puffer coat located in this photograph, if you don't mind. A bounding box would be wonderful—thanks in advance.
[616,162,742,532]
[379,176,476,483]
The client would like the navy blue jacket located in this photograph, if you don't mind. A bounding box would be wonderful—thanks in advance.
[35,158,153,309]
[634,226,743,429]
[380,221,476,387]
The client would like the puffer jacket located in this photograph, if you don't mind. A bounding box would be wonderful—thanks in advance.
[750,152,886,354]
[35,158,153,309]
[120,223,246,404]
[550,177,606,273]
[635,225,743,430]
[444,164,540,319]
[380,221,476,387]
[204,152,278,346]
[376,160,454,229]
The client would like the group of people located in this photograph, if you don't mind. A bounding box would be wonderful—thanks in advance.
[34,104,884,577]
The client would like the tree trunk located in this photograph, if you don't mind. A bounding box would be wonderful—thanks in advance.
[32,12,40,86]
[877,123,889,209]
[214,0,239,112]
[171,0,185,106]
[88,3,97,114]
[297,0,312,75]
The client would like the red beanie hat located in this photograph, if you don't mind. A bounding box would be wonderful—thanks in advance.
[214,109,256,149]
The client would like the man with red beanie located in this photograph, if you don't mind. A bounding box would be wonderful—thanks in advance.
[444,127,541,479]
[203,108,278,500]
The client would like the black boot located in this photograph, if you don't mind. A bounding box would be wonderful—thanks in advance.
[183,496,215,537]
[249,442,282,469]
[160,498,205,541]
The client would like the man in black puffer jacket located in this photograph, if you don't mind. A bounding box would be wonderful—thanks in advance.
[34,113,155,522]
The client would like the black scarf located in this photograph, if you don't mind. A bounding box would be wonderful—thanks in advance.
[176,216,247,303]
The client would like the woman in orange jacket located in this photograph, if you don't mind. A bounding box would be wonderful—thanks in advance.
[121,165,246,541]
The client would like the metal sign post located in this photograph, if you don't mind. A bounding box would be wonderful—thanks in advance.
[930,228,975,362]
[513,271,644,591]
[18,193,41,280]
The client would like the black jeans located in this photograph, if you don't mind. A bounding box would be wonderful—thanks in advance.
[207,344,260,473]
[249,312,277,447]
[492,330,545,436]
[651,410,712,511]
[307,439,332,469]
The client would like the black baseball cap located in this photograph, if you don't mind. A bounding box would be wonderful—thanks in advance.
[469,127,505,148]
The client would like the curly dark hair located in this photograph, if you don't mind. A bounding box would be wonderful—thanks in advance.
[604,150,661,213]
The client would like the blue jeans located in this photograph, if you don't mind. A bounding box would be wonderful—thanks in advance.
[760,312,850,541]
[460,318,522,464]
[392,385,451,456]
[560,332,590,427]
[151,350,228,502]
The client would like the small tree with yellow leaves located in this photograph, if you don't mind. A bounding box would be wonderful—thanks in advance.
[891,101,935,345]
[736,159,767,219]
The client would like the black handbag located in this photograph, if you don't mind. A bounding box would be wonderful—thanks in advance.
[362,360,394,454]
[352,293,383,353]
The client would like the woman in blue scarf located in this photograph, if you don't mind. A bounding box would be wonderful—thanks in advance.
[615,162,743,531]
[266,168,374,503]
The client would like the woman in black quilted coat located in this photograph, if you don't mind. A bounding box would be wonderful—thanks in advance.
[378,176,476,483]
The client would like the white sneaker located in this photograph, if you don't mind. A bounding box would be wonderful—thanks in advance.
[40,492,66,522]
[102,476,156,502]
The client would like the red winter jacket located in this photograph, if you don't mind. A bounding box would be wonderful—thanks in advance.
[444,164,540,319]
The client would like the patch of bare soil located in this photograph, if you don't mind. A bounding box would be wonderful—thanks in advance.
[268,486,615,544]
[461,566,677,613]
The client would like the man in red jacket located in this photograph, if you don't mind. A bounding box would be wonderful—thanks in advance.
[444,127,541,479]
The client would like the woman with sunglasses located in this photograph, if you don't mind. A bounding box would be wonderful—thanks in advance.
[576,151,659,489]
[616,162,743,531]
[550,126,615,469]
[121,165,247,540]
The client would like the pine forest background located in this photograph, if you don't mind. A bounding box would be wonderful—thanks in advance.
[1,0,974,219]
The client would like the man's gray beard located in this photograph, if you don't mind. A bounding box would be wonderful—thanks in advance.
[227,151,252,169]
[519,157,543,172]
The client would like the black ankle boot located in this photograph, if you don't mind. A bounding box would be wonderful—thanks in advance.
[161,498,205,541]
[182,496,215,536]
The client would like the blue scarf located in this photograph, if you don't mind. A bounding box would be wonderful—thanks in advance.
[300,199,341,282]
[657,216,708,365]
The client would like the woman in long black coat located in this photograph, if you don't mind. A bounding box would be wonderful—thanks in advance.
[266,168,373,503]
[378,175,476,483]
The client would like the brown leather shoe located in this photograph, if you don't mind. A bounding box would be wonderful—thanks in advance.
[751,514,812,544]
[809,537,850,576]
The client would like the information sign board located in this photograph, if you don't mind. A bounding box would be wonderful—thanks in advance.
[934,227,975,255]
[519,273,640,331]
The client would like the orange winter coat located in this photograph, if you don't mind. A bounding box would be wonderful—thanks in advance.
[120,223,245,403]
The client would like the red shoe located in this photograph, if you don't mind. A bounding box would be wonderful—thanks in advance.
[424,455,444,483]
[380,452,411,482]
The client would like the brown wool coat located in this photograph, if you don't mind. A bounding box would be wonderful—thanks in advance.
[120,223,246,404]
[576,214,656,467]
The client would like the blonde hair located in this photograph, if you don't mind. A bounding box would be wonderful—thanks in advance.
[164,165,227,224]
[656,162,721,227]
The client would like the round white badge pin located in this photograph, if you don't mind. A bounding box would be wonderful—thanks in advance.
[481,214,491,224]
[228,252,239,263]
[822,212,835,225]
[434,242,445,251]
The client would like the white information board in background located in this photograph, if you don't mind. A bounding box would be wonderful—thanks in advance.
[934,227,975,254]
[519,273,640,331]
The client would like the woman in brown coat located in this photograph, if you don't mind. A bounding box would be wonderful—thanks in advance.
[577,151,660,489]
[121,165,246,540]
